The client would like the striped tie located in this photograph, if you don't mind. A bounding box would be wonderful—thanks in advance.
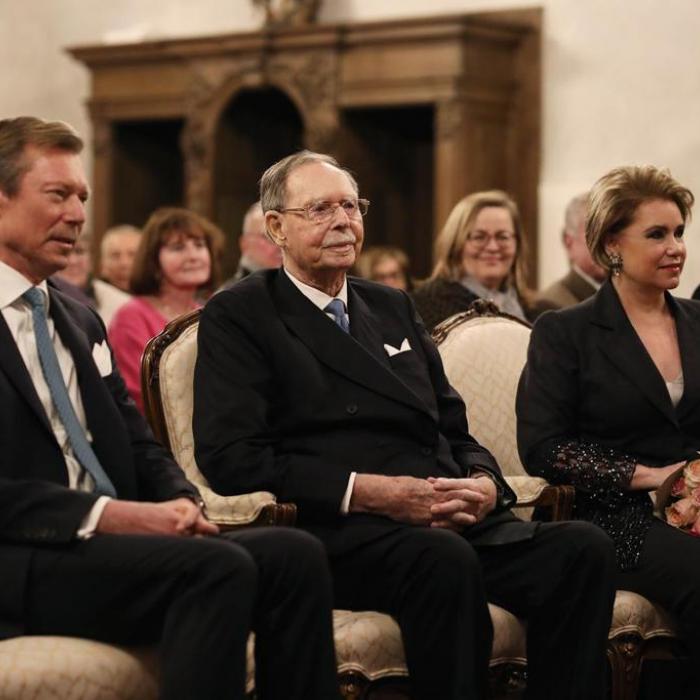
[325,299,350,333]
[23,287,117,497]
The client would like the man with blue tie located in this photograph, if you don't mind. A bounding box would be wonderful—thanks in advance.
[0,117,339,700]
[194,150,618,700]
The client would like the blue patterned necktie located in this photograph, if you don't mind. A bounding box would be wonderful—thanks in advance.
[325,298,350,333]
[23,287,117,497]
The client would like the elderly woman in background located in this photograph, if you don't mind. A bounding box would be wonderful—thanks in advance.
[412,190,533,332]
[517,165,700,674]
[52,232,131,326]
[109,207,222,413]
[354,245,412,291]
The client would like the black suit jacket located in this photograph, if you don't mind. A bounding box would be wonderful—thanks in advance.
[0,285,196,637]
[519,279,700,467]
[517,280,700,565]
[194,270,533,555]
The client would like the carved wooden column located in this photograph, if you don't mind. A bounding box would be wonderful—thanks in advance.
[434,98,469,235]
[88,113,114,240]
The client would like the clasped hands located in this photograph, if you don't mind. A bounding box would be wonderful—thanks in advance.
[97,497,219,537]
[351,473,499,531]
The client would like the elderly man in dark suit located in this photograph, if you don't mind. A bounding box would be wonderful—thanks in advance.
[0,117,339,700]
[194,150,618,700]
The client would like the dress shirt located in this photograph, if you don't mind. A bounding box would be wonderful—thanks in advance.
[283,269,356,512]
[0,262,109,535]
[283,268,500,514]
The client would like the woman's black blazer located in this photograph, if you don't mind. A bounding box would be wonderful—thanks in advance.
[516,279,700,568]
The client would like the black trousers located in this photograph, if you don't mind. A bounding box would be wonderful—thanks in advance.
[24,527,340,700]
[330,520,616,700]
[618,518,700,668]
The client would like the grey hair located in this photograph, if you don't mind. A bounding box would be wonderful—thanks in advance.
[241,201,264,236]
[259,150,358,212]
[563,192,589,239]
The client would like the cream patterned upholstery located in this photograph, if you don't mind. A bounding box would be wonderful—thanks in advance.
[151,320,278,526]
[436,313,531,481]
[610,591,675,642]
[0,637,158,700]
[332,604,526,682]
[0,635,256,700]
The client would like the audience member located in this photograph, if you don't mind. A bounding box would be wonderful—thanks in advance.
[222,201,282,287]
[355,245,412,291]
[0,116,339,700]
[52,231,130,325]
[692,283,700,300]
[517,165,700,680]
[534,192,606,312]
[194,150,616,700]
[98,224,141,292]
[412,190,534,332]
[108,207,222,413]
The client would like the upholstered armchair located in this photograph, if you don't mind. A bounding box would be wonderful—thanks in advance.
[433,299,680,700]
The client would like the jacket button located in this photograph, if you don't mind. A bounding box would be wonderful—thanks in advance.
[346,403,358,415]
[421,446,433,456]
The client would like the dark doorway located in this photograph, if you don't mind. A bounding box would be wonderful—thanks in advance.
[214,88,304,278]
[112,119,185,229]
[337,105,434,280]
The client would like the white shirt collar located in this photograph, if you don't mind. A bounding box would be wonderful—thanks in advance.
[572,264,602,290]
[0,261,49,311]
[283,267,348,312]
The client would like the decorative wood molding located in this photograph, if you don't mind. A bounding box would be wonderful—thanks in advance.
[70,9,541,280]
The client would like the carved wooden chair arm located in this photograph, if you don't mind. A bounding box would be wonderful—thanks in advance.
[199,485,297,529]
[505,475,575,521]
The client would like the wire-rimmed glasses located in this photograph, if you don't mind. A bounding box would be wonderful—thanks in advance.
[278,198,370,223]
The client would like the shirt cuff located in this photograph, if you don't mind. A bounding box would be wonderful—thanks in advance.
[340,472,357,515]
[76,496,111,539]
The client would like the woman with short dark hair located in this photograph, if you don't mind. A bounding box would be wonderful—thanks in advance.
[109,207,222,412]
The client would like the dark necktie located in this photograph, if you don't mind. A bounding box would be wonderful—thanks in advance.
[23,287,117,497]
[325,298,350,333]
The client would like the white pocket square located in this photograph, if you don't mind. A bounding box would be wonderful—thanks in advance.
[92,340,113,377]
[384,338,411,357]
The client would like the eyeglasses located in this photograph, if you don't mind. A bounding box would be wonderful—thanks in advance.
[278,198,370,224]
[465,231,517,247]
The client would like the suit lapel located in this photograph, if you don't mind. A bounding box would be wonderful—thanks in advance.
[592,281,678,425]
[48,290,112,423]
[271,271,430,416]
[0,314,53,435]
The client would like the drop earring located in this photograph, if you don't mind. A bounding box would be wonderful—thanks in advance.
[609,252,623,276]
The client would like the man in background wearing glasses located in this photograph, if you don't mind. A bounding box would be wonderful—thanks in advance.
[194,150,616,700]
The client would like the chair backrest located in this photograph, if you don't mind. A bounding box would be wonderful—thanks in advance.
[433,302,531,479]
[141,309,287,527]
[142,308,203,485]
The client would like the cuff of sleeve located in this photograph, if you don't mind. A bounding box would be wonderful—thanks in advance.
[76,496,111,539]
[340,472,357,515]
[471,469,515,509]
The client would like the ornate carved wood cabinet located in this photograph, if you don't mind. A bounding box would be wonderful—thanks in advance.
[70,9,541,278]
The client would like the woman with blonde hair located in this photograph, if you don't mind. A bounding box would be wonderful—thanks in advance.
[517,165,700,678]
[413,190,533,331]
[109,207,222,413]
